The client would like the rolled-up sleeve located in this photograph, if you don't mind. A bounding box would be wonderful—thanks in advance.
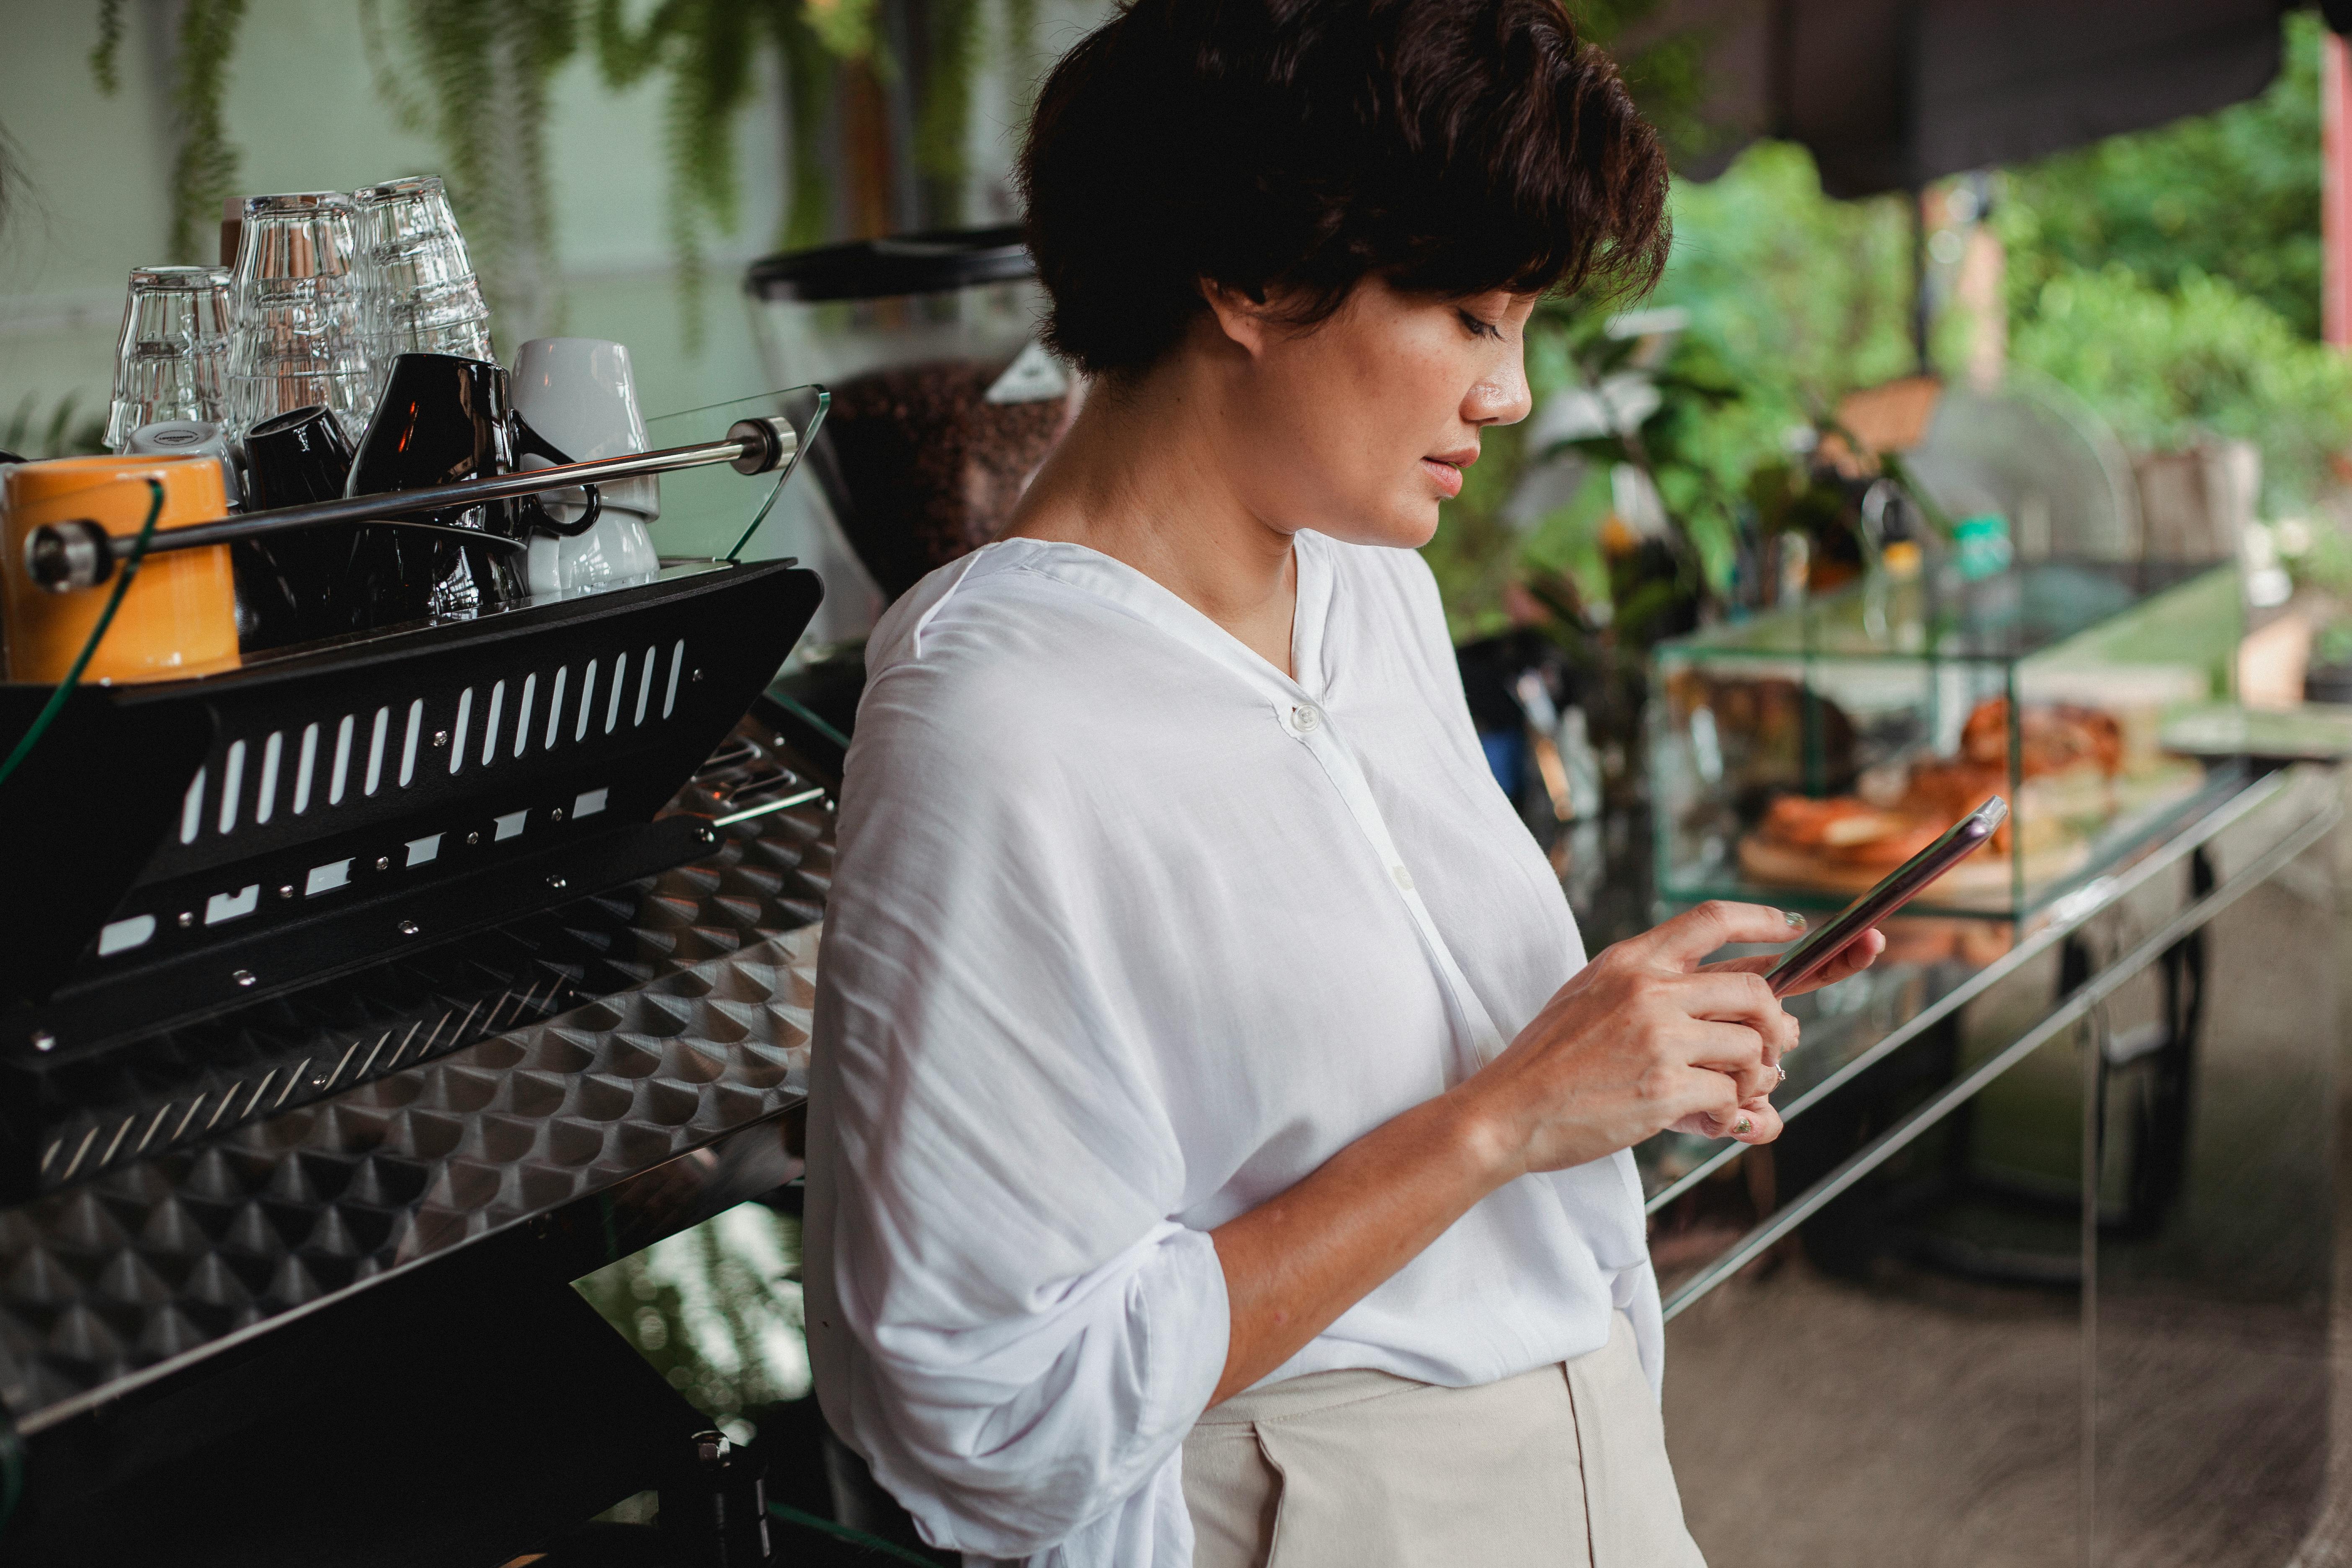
[804,653,1231,1564]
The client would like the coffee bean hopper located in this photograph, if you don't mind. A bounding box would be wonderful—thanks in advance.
[0,389,829,1205]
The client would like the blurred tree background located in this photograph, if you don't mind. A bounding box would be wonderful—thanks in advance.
[1424,7,2352,638]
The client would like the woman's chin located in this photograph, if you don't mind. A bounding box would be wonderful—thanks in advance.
[1309,501,1444,551]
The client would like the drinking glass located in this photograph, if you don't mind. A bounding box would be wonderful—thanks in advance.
[226,192,373,440]
[351,176,493,382]
[104,266,232,451]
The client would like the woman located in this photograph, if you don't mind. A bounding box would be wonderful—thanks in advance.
[804,3,1885,1564]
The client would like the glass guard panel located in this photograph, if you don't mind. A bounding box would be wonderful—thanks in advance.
[641,385,828,565]
[1667,560,2221,664]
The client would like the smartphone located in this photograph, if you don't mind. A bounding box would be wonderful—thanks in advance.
[1763,795,2009,996]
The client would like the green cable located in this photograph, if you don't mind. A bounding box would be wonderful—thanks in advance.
[0,478,166,792]
[767,1501,942,1565]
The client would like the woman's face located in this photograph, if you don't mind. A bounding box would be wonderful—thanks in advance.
[1207,278,1537,549]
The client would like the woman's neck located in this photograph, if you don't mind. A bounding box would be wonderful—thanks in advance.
[1004,353,1299,677]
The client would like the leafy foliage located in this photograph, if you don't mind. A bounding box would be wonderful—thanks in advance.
[93,0,251,266]
[2008,265,2352,510]
[360,0,582,337]
[1,394,109,461]
[2000,10,2324,340]
[1994,11,2348,513]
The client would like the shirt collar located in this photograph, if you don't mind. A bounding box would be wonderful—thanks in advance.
[978,533,1336,705]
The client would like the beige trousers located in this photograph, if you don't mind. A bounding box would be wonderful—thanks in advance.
[1183,1312,1707,1568]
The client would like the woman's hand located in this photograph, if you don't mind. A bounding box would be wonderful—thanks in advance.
[1454,901,1865,1171]
[1207,903,1885,1403]
[1669,919,1886,1145]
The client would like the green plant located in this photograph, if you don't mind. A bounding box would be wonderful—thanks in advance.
[1,394,108,461]
[92,0,250,265]
[2008,263,2352,511]
[591,0,880,343]
[1999,10,2324,340]
[359,0,584,334]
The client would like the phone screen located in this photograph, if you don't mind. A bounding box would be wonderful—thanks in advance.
[1763,796,2009,996]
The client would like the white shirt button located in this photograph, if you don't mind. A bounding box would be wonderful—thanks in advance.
[1392,865,1415,891]
[1293,704,1323,733]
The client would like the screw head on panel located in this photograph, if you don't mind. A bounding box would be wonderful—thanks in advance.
[697,827,717,845]
[31,1032,56,1053]
[231,970,256,988]
[547,875,567,891]
[177,911,194,928]
[399,920,420,936]
[376,856,391,872]
[278,885,295,900]
[466,831,480,846]
[691,668,704,683]
[552,807,565,823]
[432,730,449,748]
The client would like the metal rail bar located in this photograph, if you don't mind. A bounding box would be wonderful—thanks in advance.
[1658,787,2340,1321]
[22,418,799,590]
[1644,768,2288,1217]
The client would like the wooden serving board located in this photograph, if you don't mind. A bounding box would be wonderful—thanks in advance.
[1737,829,2091,911]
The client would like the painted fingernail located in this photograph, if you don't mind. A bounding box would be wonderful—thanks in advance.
[1734,1115,1754,1135]
[1783,910,1807,929]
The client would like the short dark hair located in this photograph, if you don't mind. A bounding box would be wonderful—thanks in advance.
[1019,0,1671,378]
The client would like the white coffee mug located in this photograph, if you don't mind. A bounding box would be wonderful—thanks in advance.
[511,337,659,595]
[127,420,242,510]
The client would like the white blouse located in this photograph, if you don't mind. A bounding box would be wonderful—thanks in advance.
[804,532,1663,1568]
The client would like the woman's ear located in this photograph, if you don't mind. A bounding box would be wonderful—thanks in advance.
[1199,279,1274,357]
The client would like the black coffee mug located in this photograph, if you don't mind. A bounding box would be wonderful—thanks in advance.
[238,404,358,651]
[340,353,600,629]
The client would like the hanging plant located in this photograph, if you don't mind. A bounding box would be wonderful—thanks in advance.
[359,0,583,340]
[912,0,982,224]
[92,0,250,266]
[594,0,885,344]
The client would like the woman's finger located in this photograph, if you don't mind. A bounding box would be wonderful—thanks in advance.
[1670,970,1799,1063]
[1680,1095,1785,1144]
[1635,900,1811,970]
[1777,928,1888,995]
[1683,1021,1779,1100]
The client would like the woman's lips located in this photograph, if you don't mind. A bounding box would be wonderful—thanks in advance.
[1421,457,1465,499]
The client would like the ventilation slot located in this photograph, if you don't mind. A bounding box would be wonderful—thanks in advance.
[575,659,599,743]
[255,731,282,825]
[450,687,474,774]
[663,640,685,718]
[217,740,245,835]
[604,651,628,734]
[331,714,356,805]
[481,680,505,767]
[179,768,206,845]
[544,667,568,750]
[294,722,319,815]
[516,672,538,758]
[398,699,423,787]
[634,644,656,726]
[363,707,389,797]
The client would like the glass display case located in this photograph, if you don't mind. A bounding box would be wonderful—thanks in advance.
[1650,560,2243,919]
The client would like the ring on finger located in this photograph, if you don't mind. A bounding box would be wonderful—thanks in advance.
[1775,1063,1787,1084]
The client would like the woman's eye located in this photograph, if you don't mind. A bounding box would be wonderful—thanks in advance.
[1457,309,1504,341]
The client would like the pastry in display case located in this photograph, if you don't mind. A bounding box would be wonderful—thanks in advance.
[1651,560,2241,917]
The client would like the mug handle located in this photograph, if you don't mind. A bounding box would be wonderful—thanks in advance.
[510,414,605,539]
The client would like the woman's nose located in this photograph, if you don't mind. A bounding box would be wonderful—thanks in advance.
[1467,356,1533,428]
